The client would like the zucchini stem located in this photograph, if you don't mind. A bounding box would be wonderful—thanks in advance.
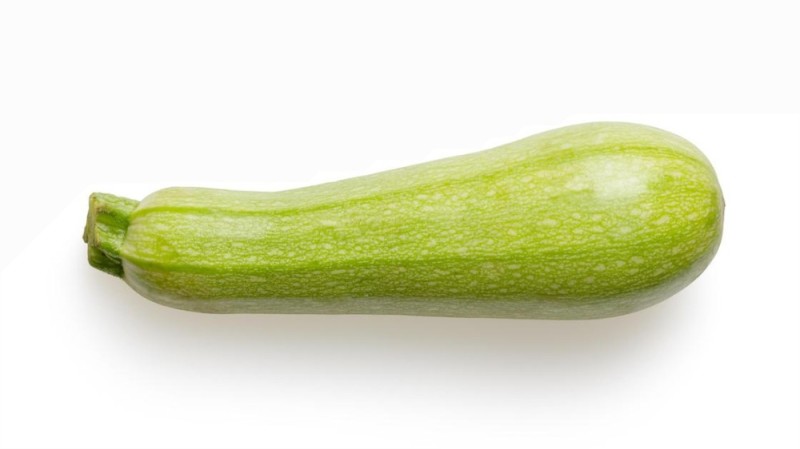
[83,193,139,277]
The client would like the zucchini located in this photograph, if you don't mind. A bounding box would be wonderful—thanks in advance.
[84,122,724,319]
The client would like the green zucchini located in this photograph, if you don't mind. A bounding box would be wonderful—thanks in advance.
[84,122,724,319]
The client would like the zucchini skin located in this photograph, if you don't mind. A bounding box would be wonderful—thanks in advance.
[84,122,724,319]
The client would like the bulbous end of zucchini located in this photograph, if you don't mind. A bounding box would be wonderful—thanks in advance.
[83,193,139,277]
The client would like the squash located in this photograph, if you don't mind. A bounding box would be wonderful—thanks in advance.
[84,122,724,319]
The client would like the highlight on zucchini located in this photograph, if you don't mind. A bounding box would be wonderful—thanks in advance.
[84,122,724,319]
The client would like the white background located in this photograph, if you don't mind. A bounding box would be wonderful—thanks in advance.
[1,2,799,448]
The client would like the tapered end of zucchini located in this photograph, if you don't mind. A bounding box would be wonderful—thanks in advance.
[83,193,139,277]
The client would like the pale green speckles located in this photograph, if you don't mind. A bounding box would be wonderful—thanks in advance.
[576,155,653,201]
[654,216,671,226]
